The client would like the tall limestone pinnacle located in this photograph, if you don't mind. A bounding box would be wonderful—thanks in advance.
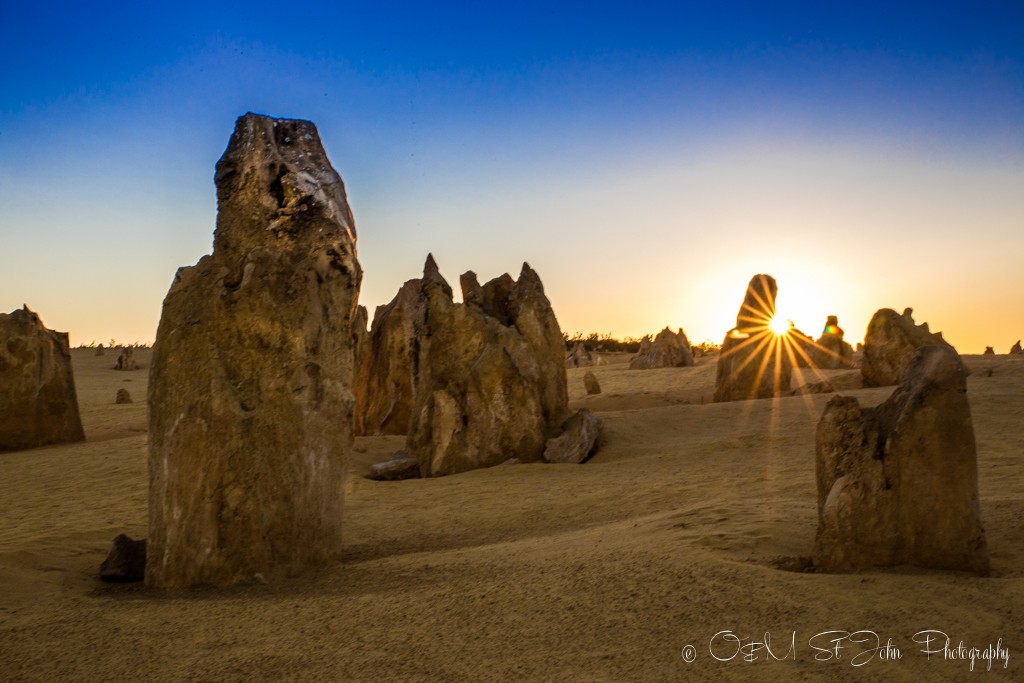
[146,113,361,588]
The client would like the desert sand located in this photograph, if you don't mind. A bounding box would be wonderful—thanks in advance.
[1,348,1021,681]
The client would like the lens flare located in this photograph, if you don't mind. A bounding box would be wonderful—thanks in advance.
[769,316,791,336]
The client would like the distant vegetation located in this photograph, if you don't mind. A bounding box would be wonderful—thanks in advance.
[563,332,721,355]
[75,339,153,350]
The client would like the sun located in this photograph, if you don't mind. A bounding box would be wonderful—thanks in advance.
[769,316,791,335]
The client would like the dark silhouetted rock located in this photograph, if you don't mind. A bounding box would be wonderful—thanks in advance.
[147,113,361,589]
[714,274,792,402]
[366,450,421,481]
[814,345,988,573]
[983,347,994,355]
[565,341,593,368]
[861,308,953,387]
[406,258,569,476]
[629,327,694,369]
[583,370,601,395]
[99,534,147,582]
[95,344,105,356]
[114,347,137,371]
[115,388,132,404]
[810,315,855,369]
[0,306,85,452]
[543,408,602,464]
[1011,341,1022,355]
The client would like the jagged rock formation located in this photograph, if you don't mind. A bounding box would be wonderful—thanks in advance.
[1011,341,1023,355]
[814,345,988,573]
[115,388,132,404]
[0,306,85,452]
[147,113,361,588]
[583,370,601,395]
[861,308,953,387]
[352,277,425,437]
[713,274,792,402]
[543,408,602,464]
[115,347,137,370]
[810,315,855,369]
[629,327,694,369]
[405,256,569,477]
[565,342,593,368]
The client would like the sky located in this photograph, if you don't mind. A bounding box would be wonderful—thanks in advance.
[1,1,1022,352]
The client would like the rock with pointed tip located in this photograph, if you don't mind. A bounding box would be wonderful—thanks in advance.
[1011,340,1022,355]
[99,534,147,582]
[407,259,569,476]
[814,345,988,573]
[714,274,792,402]
[0,306,85,452]
[810,315,855,369]
[629,327,694,369]
[146,113,361,589]
[861,308,954,387]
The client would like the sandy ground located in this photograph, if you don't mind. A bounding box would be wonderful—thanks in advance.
[1,348,1021,681]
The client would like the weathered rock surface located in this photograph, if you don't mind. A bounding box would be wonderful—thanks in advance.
[406,257,569,476]
[115,388,132,404]
[583,371,601,395]
[629,327,694,369]
[366,450,421,481]
[810,315,855,369]
[814,345,988,573]
[543,408,602,464]
[861,308,953,387]
[352,274,427,437]
[147,113,361,589]
[99,534,147,582]
[1011,340,1023,355]
[115,347,137,371]
[0,306,85,452]
[565,342,593,368]
[714,274,792,402]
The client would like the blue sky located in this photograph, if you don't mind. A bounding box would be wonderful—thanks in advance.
[2,2,1022,350]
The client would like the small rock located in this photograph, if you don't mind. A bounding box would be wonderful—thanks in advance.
[983,346,994,355]
[95,344,106,356]
[99,534,147,582]
[367,451,421,481]
[583,371,601,395]
[543,408,602,464]
[789,381,834,396]
[1011,340,1022,355]
[114,347,137,371]
[498,457,521,466]
[115,388,132,404]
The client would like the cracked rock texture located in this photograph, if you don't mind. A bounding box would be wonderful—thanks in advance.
[147,113,361,588]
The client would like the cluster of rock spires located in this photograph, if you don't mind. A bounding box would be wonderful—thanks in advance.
[814,344,988,573]
[0,306,85,452]
[145,113,361,588]
[714,274,792,402]
[354,254,600,476]
[629,327,694,369]
[565,342,594,368]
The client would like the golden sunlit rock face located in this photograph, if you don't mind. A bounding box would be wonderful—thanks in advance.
[147,113,361,589]
[713,274,794,402]
[814,345,988,573]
